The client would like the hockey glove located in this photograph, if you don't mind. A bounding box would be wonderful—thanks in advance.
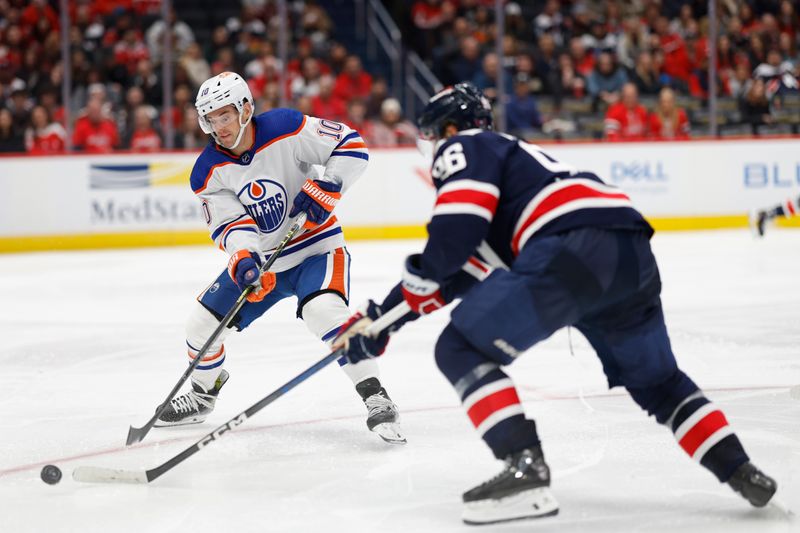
[333,300,391,364]
[401,254,446,315]
[288,179,342,230]
[227,250,277,303]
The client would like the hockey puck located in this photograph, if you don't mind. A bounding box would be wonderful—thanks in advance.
[41,464,62,485]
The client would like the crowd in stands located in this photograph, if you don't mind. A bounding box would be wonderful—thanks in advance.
[0,0,798,154]
[0,0,418,153]
[405,0,800,139]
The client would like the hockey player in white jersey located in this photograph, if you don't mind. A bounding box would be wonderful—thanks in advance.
[154,71,404,444]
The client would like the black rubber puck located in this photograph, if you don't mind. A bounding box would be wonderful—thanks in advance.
[41,464,62,485]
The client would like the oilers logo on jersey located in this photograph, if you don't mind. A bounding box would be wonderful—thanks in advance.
[238,179,287,233]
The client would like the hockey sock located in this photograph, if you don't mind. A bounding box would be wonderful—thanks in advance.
[628,369,748,482]
[185,305,230,391]
[436,324,539,459]
[666,392,749,481]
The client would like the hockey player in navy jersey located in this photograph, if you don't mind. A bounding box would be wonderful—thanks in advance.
[154,72,404,445]
[334,83,777,524]
[750,194,800,236]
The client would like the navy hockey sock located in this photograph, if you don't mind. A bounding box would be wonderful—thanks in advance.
[628,369,748,482]
[436,324,539,459]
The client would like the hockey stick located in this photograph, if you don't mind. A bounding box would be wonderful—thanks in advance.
[75,301,412,484]
[125,213,308,446]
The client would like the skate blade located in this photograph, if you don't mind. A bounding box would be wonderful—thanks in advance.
[462,487,559,526]
[371,422,407,445]
[153,415,208,428]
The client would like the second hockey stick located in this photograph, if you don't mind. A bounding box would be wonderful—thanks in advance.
[125,213,307,446]
[75,301,412,484]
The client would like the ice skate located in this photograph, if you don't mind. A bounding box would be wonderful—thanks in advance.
[462,446,559,525]
[356,377,406,445]
[727,461,777,507]
[155,370,229,427]
[748,208,769,237]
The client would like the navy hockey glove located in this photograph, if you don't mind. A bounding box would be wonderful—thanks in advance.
[227,250,276,303]
[288,179,342,230]
[401,254,446,315]
[333,300,391,364]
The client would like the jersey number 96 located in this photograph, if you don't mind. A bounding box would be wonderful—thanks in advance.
[432,142,467,181]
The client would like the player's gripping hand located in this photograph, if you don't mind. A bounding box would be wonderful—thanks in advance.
[227,250,277,303]
[289,179,342,230]
[401,254,446,315]
[333,300,390,364]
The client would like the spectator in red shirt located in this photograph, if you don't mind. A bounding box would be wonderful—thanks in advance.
[604,82,649,141]
[25,105,65,153]
[333,55,373,102]
[72,98,119,153]
[129,106,162,152]
[311,75,347,122]
[344,98,373,143]
[648,87,690,140]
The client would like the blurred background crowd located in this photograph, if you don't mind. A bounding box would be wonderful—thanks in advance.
[0,0,798,153]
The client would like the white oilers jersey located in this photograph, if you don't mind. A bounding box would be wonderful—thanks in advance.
[189,108,369,272]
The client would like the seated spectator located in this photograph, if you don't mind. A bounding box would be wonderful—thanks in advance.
[0,108,25,152]
[369,98,418,146]
[72,97,119,153]
[181,42,211,90]
[176,107,207,150]
[739,78,773,135]
[344,98,373,143]
[129,106,161,152]
[25,105,65,153]
[569,37,595,77]
[290,57,323,100]
[728,62,753,99]
[441,36,483,86]
[648,87,690,139]
[472,52,510,102]
[549,52,587,104]
[506,74,542,137]
[604,82,648,141]
[333,55,373,103]
[587,52,628,108]
[753,49,799,98]
[630,51,662,96]
[311,75,346,122]
[365,77,389,119]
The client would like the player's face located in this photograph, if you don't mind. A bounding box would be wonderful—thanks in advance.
[206,105,241,146]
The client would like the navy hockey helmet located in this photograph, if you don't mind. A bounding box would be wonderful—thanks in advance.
[417,82,493,140]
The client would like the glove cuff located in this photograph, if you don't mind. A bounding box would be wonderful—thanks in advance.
[301,179,342,213]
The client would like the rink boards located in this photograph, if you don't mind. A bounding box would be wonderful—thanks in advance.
[0,137,798,252]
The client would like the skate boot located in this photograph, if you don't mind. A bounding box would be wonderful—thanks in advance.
[155,370,229,427]
[749,208,770,237]
[355,377,406,445]
[462,446,559,525]
[727,461,777,507]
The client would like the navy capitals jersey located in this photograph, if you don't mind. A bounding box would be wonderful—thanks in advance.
[419,129,652,284]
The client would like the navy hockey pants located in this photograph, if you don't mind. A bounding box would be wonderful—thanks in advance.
[435,228,748,481]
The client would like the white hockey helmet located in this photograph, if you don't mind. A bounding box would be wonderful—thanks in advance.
[195,71,254,149]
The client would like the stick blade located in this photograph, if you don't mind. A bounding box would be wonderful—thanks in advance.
[73,466,149,484]
[126,423,150,446]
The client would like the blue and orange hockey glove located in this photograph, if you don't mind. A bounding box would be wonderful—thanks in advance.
[288,179,342,230]
[227,250,276,303]
[401,254,446,315]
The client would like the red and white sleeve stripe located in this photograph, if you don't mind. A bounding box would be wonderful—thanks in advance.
[673,403,733,461]
[784,197,797,217]
[512,178,634,255]
[462,378,525,436]
[433,179,500,222]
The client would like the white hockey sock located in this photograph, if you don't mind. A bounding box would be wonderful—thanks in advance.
[302,292,379,386]
[186,304,232,391]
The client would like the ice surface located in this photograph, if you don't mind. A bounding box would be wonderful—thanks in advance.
[0,230,798,532]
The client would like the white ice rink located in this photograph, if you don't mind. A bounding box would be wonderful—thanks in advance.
[1,229,798,533]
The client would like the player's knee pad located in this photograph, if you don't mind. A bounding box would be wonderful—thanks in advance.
[300,291,350,345]
[185,303,230,360]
